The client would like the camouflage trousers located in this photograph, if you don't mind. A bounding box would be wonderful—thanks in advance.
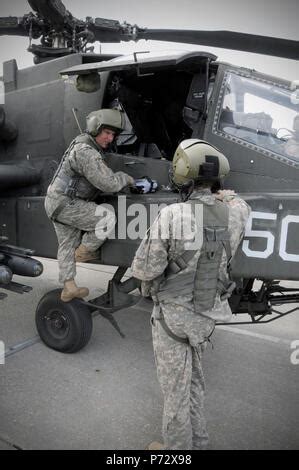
[151,302,215,450]
[45,196,116,283]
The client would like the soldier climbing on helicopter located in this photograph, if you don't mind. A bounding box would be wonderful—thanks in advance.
[44,109,135,302]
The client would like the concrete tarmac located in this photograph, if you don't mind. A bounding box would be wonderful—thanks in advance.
[0,258,298,450]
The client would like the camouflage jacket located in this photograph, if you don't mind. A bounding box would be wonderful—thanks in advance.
[285,138,299,158]
[46,133,133,212]
[131,189,251,322]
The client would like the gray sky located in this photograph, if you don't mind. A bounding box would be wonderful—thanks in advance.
[0,0,298,80]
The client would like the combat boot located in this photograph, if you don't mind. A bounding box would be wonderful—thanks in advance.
[61,279,89,302]
[75,244,99,263]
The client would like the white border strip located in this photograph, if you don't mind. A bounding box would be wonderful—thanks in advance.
[218,325,291,346]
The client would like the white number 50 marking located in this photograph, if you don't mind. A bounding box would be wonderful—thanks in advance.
[242,211,299,262]
[280,215,299,262]
[242,211,277,259]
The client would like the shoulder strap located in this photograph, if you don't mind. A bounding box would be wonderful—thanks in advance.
[50,138,77,186]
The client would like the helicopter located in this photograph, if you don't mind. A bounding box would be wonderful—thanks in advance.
[0,0,299,353]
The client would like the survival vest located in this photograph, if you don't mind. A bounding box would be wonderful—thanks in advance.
[49,133,101,199]
[154,198,235,315]
[48,134,101,221]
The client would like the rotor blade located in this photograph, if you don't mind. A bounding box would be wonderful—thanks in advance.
[0,17,28,37]
[87,18,128,43]
[28,0,78,29]
[137,29,299,60]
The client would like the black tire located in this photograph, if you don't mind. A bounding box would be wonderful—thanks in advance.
[35,289,93,353]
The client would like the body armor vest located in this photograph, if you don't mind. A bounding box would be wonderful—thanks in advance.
[155,199,235,314]
[49,133,101,201]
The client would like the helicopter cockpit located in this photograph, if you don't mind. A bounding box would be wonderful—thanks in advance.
[62,50,218,160]
[218,71,299,161]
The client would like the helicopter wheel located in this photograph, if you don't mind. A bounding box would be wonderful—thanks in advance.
[35,289,93,353]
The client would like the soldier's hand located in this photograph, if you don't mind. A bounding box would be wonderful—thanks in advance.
[127,176,135,186]
[215,189,236,201]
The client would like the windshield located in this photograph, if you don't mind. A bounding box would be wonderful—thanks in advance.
[217,71,299,162]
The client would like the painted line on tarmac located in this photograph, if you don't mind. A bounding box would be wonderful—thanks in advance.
[218,325,291,346]
[5,336,41,358]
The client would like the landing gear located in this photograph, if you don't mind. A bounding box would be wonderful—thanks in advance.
[35,289,92,353]
[226,279,299,325]
[36,268,141,353]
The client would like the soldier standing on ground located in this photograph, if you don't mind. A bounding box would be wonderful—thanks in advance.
[45,109,134,302]
[131,139,250,450]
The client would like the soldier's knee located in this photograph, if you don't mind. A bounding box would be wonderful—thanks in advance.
[95,204,116,239]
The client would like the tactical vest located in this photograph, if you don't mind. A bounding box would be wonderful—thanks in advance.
[155,199,235,314]
[49,133,100,200]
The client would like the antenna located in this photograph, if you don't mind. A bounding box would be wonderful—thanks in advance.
[72,108,83,133]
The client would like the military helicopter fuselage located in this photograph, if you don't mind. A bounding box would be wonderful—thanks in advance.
[1,50,298,277]
[1,0,299,351]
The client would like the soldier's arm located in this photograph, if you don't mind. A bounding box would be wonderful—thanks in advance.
[285,139,299,158]
[72,145,134,192]
[131,210,170,282]
[220,192,251,254]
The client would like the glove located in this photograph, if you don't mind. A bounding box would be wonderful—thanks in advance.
[130,176,158,194]
[215,190,236,201]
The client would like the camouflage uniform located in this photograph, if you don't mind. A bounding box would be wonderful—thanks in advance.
[285,115,299,158]
[284,138,299,158]
[45,133,132,283]
[131,189,250,450]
